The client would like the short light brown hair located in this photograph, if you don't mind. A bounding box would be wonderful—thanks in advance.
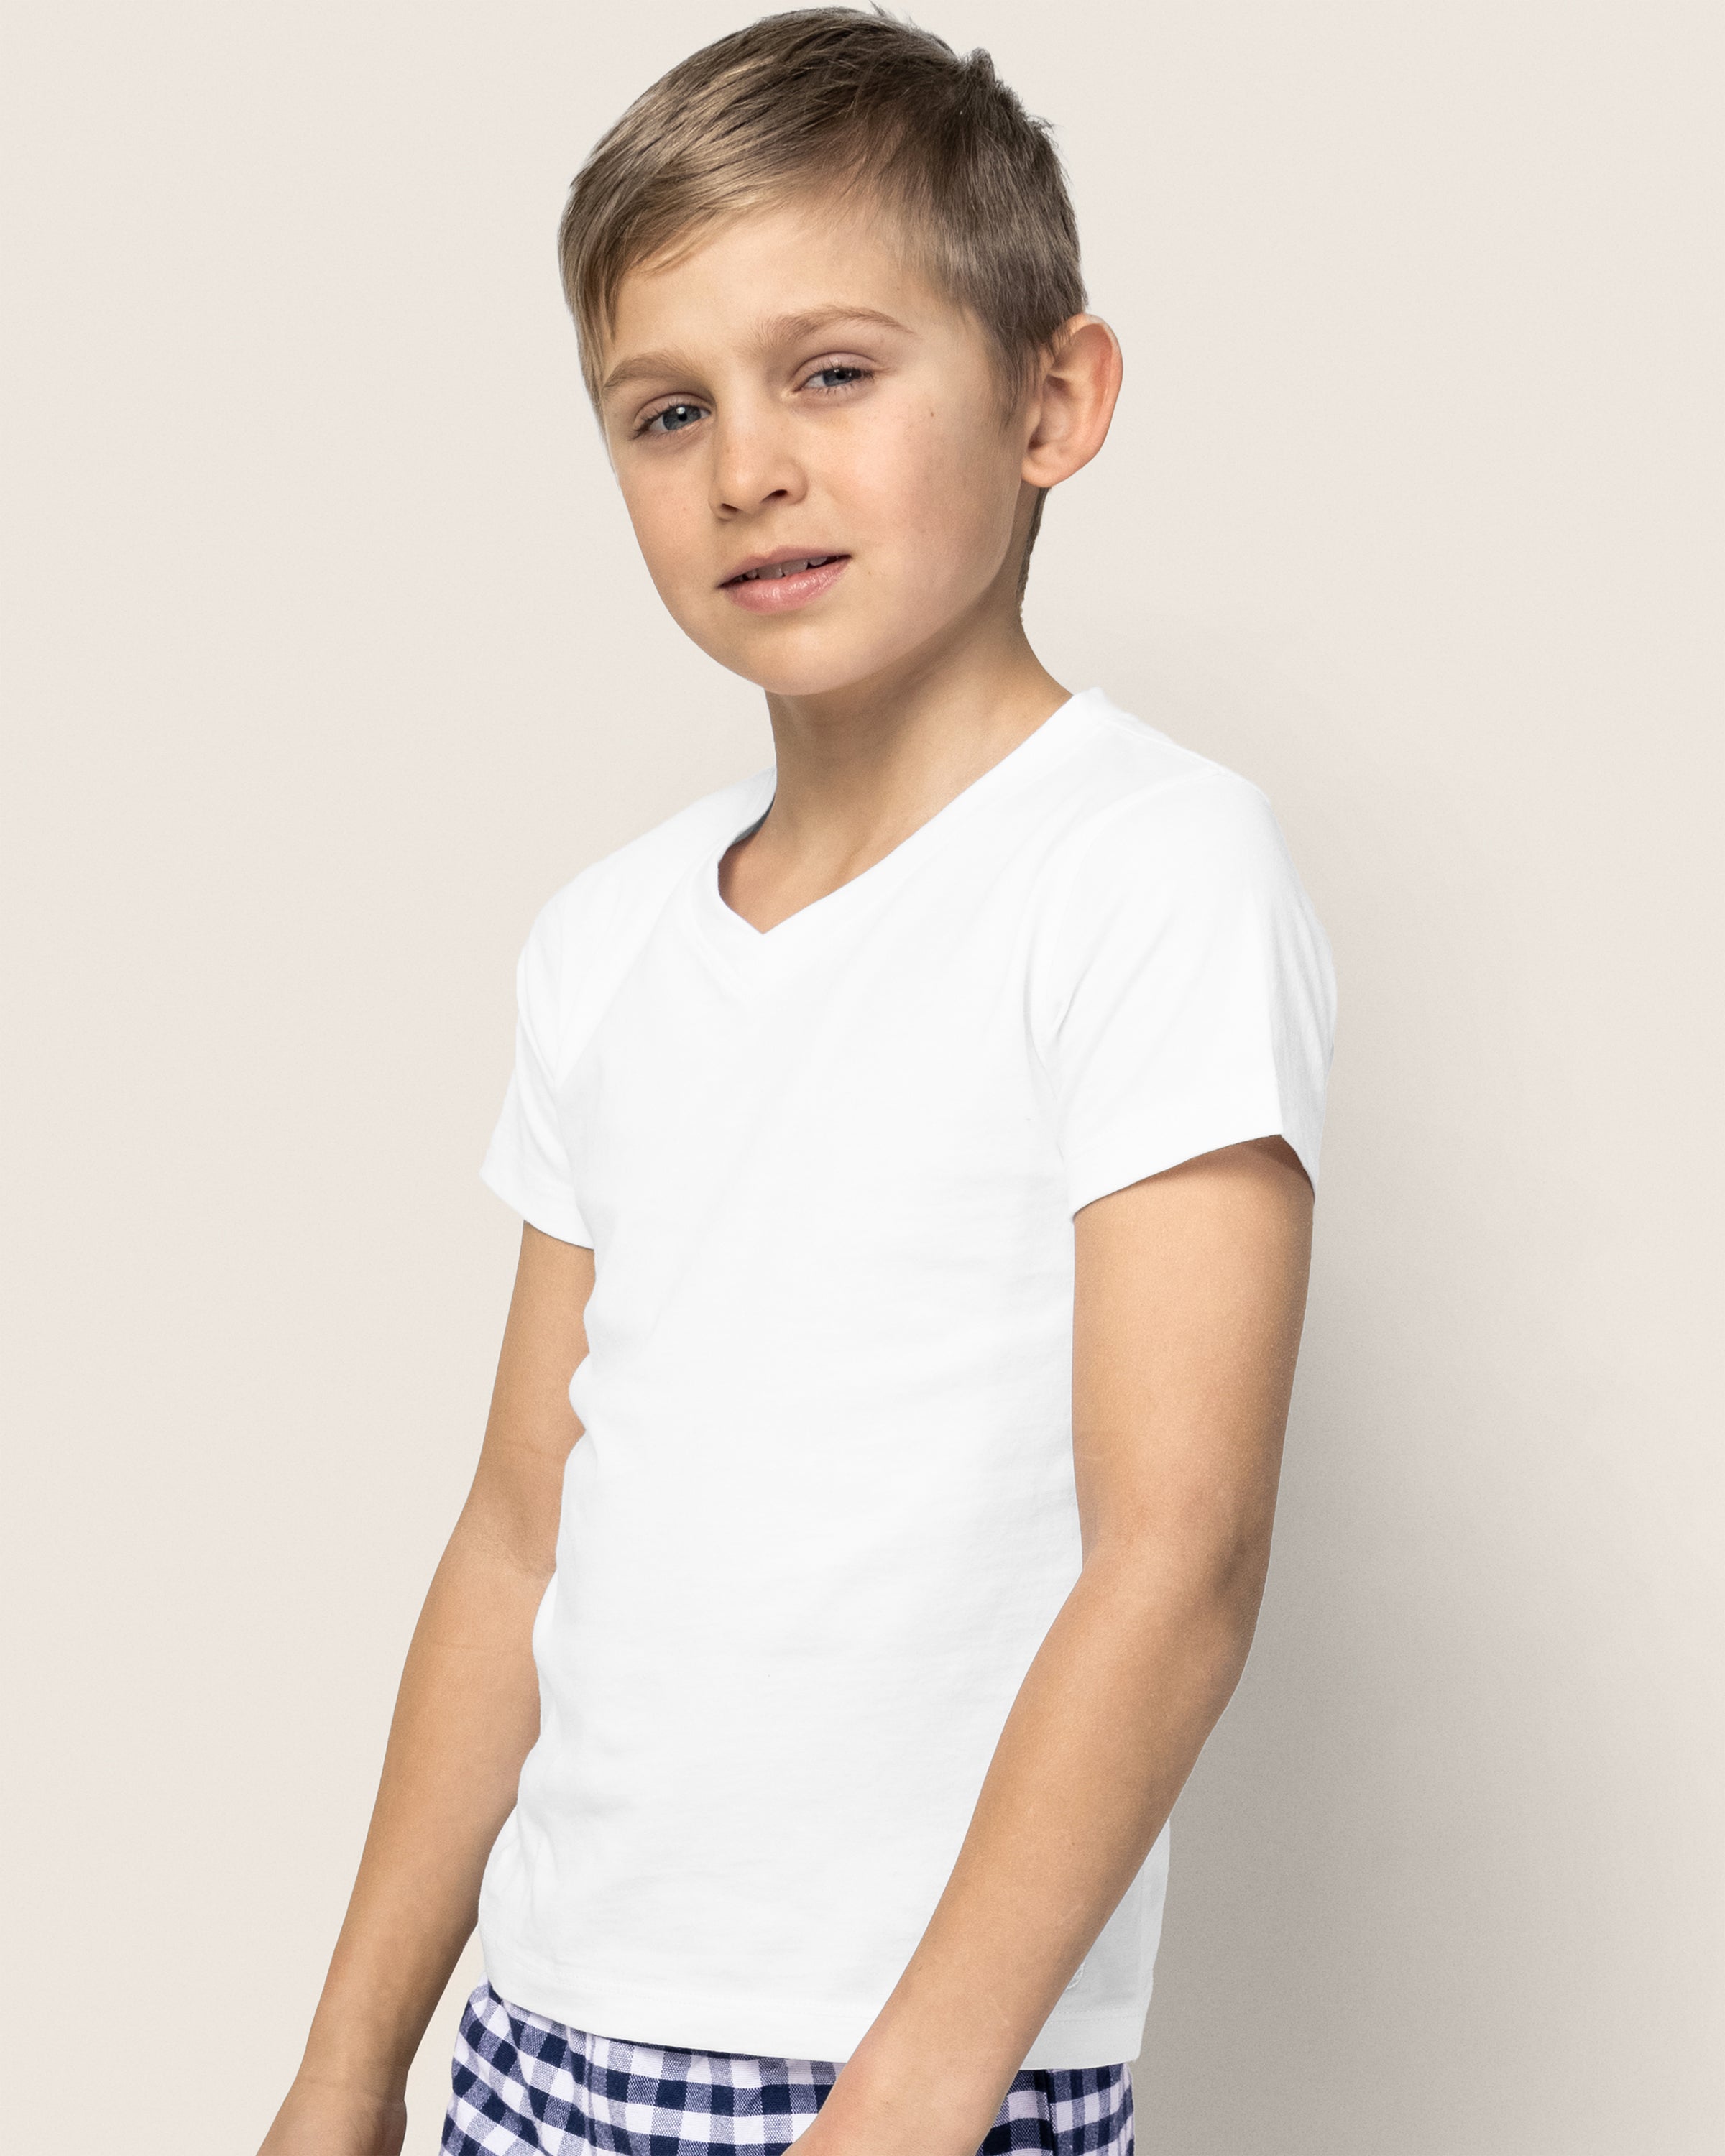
[558,6,1086,415]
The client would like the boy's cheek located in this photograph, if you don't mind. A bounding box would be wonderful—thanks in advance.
[620,481,713,597]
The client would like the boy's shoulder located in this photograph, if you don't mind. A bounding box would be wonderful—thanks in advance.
[525,763,770,951]
[1041,691,1286,890]
[507,769,768,1079]
[1059,688,1263,813]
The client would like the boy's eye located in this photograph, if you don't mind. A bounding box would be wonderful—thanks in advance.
[641,402,707,436]
[805,365,870,392]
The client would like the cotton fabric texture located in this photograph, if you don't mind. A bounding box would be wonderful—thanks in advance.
[443,1981,1134,2156]
[479,686,1336,2065]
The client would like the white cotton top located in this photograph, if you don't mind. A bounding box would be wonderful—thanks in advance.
[477,687,1335,2068]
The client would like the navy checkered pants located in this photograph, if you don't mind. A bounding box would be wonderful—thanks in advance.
[444,1981,1134,2156]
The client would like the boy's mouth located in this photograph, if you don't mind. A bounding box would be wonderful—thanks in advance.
[724,554,842,582]
[719,550,850,614]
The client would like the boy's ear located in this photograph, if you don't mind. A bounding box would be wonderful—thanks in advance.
[1022,315,1123,490]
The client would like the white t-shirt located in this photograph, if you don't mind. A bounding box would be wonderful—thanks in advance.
[477,686,1335,2068]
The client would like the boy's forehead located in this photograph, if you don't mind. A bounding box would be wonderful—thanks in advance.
[604,198,962,367]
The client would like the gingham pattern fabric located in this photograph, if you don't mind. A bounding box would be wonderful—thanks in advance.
[443,1980,1134,2156]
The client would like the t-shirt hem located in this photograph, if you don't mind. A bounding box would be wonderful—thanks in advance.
[479,1149,595,1248]
[479,1940,1146,2069]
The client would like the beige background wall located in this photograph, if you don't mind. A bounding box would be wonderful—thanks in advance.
[4,4,1719,2150]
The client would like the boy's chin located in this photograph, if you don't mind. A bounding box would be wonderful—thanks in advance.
[697,624,940,703]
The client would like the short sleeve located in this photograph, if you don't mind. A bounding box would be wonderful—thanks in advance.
[479,896,595,1248]
[1034,771,1336,1215]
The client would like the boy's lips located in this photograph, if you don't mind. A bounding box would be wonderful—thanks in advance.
[719,550,850,615]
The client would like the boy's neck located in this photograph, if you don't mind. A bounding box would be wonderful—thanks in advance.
[755,617,1070,864]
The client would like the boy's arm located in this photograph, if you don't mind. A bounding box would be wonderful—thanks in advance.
[260,1223,593,2156]
[808,1135,1312,2156]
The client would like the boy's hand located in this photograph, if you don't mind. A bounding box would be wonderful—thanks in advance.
[257,2073,408,2156]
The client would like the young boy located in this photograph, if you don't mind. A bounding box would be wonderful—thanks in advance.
[262,11,1334,2155]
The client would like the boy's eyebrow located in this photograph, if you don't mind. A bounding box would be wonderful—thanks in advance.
[600,306,914,396]
[755,304,914,348]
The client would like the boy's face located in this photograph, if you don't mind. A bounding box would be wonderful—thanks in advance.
[597,200,1038,699]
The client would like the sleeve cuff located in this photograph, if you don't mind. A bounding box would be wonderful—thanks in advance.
[1065,1084,1324,1215]
[479,1145,595,1249]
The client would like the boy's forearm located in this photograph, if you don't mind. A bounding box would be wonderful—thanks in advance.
[818,1536,1263,2156]
[289,1518,547,2104]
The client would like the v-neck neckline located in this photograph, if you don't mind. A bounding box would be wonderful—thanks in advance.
[689,688,1101,982]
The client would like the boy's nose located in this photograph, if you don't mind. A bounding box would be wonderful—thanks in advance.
[709,418,806,518]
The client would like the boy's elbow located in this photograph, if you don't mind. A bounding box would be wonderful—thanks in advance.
[1092,1502,1276,1665]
